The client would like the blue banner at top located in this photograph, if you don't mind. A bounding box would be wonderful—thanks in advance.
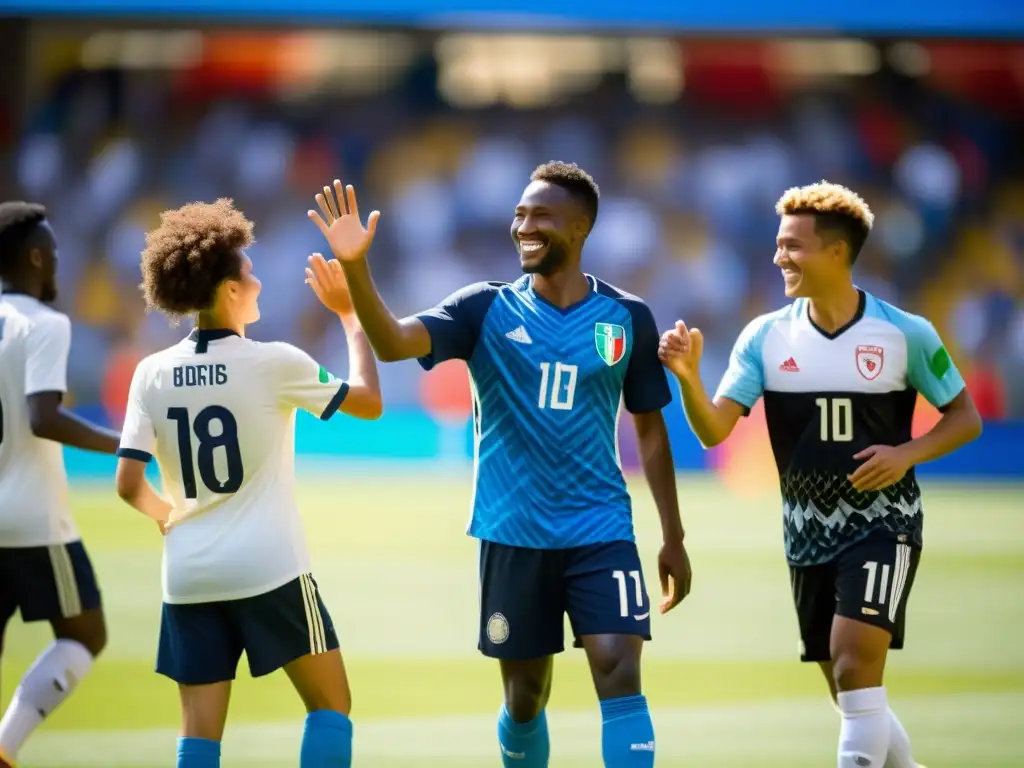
[2,0,1021,35]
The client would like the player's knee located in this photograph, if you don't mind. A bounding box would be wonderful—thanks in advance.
[831,646,884,692]
[503,673,551,722]
[53,611,107,657]
[588,646,642,700]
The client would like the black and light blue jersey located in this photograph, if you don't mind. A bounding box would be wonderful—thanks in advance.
[716,291,966,566]
[416,275,671,549]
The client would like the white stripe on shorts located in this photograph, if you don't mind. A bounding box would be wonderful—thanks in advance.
[48,545,81,618]
[299,573,326,655]
[888,543,911,623]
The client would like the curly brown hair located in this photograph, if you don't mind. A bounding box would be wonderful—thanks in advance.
[140,199,254,320]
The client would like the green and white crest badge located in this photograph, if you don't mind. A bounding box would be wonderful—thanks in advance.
[595,323,627,366]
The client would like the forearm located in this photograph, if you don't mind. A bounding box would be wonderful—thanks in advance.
[119,478,172,523]
[636,417,685,542]
[677,376,734,448]
[35,410,120,454]
[901,404,982,466]
[338,314,383,419]
[340,258,412,361]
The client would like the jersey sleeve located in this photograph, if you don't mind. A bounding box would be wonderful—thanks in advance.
[23,313,71,395]
[714,316,768,413]
[622,300,672,414]
[272,343,350,420]
[117,361,156,463]
[903,317,965,409]
[414,282,500,371]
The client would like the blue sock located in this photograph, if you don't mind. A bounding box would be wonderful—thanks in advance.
[300,709,353,768]
[497,705,550,767]
[176,737,220,768]
[599,695,655,767]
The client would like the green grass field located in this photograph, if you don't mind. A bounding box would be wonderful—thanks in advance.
[4,470,1022,767]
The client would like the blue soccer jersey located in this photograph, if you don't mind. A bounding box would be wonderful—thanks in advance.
[416,275,670,549]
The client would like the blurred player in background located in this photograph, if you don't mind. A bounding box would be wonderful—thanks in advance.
[307,165,691,768]
[114,199,382,768]
[660,182,982,768]
[0,202,120,768]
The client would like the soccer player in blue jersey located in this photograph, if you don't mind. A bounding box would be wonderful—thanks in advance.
[660,182,982,768]
[307,166,691,768]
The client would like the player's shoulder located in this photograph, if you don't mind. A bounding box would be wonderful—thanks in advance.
[590,276,655,321]
[249,339,312,366]
[861,292,937,340]
[737,301,801,346]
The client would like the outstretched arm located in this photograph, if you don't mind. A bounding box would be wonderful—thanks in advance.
[307,180,430,362]
[29,393,120,454]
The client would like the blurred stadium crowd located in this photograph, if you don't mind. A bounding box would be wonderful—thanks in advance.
[5,31,1023,420]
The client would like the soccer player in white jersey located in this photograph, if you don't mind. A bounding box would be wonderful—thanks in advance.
[114,199,382,768]
[0,202,122,768]
[659,182,982,768]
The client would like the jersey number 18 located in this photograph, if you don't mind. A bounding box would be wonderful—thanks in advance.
[167,406,244,499]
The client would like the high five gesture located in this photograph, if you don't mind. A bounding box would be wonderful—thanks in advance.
[308,180,380,262]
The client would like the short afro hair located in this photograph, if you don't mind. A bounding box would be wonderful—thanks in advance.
[775,181,874,264]
[140,198,254,321]
[0,201,48,277]
[530,161,600,230]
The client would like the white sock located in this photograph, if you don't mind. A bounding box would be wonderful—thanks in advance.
[837,686,890,768]
[0,640,94,758]
[884,708,916,768]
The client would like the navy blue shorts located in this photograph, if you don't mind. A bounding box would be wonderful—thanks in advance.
[156,573,339,685]
[478,539,652,659]
[0,541,102,624]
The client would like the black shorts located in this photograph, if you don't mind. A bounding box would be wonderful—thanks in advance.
[790,531,921,663]
[156,573,339,685]
[478,539,651,659]
[0,541,102,623]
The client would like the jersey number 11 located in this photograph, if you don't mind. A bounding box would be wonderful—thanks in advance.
[167,406,244,499]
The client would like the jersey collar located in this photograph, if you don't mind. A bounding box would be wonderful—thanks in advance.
[806,290,866,340]
[188,328,240,354]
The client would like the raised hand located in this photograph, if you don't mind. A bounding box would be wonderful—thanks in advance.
[305,252,354,316]
[307,180,380,262]
[658,320,704,382]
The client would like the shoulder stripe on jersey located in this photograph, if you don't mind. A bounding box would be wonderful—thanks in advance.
[117,447,153,463]
[48,545,82,618]
[299,573,327,654]
[319,382,350,421]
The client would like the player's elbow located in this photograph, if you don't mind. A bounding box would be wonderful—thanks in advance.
[29,411,58,440]
[342,390,384,420]
[115,460,144,503]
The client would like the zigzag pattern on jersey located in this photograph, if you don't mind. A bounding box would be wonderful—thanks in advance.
[781,471,923,565]
[467,285,634,549]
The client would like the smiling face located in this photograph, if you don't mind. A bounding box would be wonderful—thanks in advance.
[773,213,850,299]
[511,180,589,276]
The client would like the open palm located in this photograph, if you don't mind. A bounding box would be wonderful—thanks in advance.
[307,180,380,262]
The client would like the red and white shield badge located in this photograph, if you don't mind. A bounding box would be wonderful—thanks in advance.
[855,345,884,380]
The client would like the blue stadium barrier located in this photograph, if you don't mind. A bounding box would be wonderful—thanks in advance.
[64,406,1024,479]
[1,0,1020,35]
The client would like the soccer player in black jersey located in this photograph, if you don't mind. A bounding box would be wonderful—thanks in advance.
[660,182,982,768]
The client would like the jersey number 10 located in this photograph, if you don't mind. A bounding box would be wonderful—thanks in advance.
[815,397,853,442]
[537,362,578,411]
[167,406,244,499]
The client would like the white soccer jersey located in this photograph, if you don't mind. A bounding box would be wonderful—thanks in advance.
[0,294,77,547]
[715,291,966,567]
[118,329,350,604]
